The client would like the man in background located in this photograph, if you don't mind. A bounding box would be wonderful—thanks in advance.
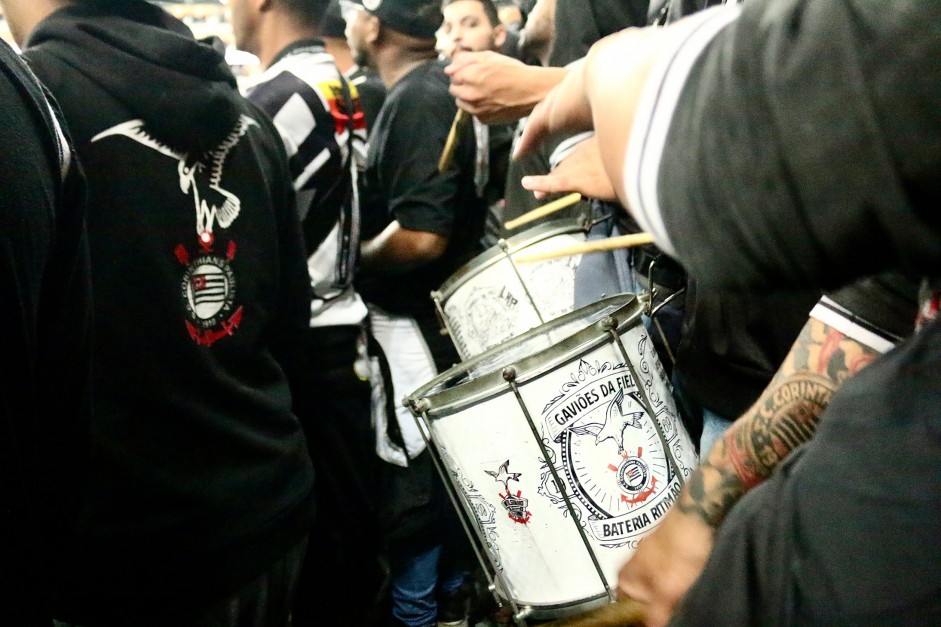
[344,0,487,624]
[230,0,387,623]
[438,0,515,247]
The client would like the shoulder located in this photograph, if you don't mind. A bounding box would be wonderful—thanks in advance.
[236,96,292,164]
[385,62,454,118]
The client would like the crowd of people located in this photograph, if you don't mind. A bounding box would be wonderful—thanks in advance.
[0,0,936,626]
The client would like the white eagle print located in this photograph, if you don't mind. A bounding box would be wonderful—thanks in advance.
[91,116,258,237]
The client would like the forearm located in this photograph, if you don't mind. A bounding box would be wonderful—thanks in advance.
[677,317,879,529]
[583,27,668,208]
[360,221,447,274]
[525,66,571,110]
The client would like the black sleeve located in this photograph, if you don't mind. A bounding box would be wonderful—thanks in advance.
[825,272,920,342]
[658,0,941,292]
[549,0,649,67]
[0,39,93,623]
[379,71,473,237]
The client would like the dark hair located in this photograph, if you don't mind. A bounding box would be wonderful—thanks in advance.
[441,0,501,27]
[280,0,332,29]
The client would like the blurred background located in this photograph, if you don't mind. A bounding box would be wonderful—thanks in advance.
[0,1,262,83]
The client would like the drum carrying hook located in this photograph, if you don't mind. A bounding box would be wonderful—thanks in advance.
[642,256,685,368]
[430,290,455,337]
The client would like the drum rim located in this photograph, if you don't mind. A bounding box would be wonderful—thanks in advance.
[492,589,612,621]
[406,293,646,416]
[433,216,590,301]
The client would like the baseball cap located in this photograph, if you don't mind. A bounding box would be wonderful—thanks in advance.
[339,0,443,40]
[322,0,348,38]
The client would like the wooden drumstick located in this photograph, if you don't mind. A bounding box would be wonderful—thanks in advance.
[546,598,647,627]
[515,232,656,263]
[438,109,470,172]
[504,192,583,231]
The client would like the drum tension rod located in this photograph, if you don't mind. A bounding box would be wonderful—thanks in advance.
[503,364,618,611]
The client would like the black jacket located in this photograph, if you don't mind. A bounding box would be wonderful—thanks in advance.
[22,3,316,621]
[0,37,92,627]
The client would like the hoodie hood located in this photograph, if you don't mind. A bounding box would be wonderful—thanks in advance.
[26,0,240,158]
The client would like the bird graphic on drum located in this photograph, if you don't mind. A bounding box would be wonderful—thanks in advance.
[595,388,645,454]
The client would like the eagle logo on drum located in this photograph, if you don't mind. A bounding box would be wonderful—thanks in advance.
[596,388,644,452]
[537,355,694,547]
[486,460,531,524]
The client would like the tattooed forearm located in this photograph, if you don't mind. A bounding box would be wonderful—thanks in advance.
[676,317,882,529]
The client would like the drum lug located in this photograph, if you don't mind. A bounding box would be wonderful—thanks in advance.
[430,290,452,337]
[514,606,534,624]
[409,397,431,413]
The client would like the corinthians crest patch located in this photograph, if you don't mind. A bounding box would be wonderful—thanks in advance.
[176,241,243,347]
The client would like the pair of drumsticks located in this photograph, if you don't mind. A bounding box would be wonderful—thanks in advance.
[438,110,654,262]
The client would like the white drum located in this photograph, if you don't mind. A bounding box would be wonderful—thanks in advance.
[433,216,590,361]
[407,295,697,623]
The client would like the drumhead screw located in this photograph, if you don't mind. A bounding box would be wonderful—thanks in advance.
[410,397,431,412]
[502,366,517,382]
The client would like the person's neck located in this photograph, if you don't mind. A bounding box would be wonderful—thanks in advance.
[374,47,437,88]
[6,0,62,47]
[255,15,320,69]
[322,37,353,74]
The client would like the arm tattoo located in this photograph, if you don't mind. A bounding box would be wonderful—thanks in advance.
[677,317,881,528]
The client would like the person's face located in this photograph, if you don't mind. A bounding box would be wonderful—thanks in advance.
[228,0,261,57]
[439,0,506,60]
[341,3,375,67]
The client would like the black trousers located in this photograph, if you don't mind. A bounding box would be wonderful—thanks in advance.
[290,325,386,626]
[53,539,307,627]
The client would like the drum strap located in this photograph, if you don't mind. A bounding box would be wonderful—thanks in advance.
[302,74,357,257]
[363,325,407,453]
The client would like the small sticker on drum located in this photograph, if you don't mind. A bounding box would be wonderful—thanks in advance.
[486,460,532,524]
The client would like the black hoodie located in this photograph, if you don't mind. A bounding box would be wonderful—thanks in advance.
[22,2,316,621]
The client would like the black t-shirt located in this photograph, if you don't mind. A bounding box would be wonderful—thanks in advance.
[655,1,941,292]
[549,0,649,67]
[357,60,486,316]
[826,272,919,342]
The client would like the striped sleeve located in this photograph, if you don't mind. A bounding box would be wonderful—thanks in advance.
[623,5,741,257]
[810,296,899,354]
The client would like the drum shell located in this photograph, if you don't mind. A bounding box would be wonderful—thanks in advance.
[409,296,698,617]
